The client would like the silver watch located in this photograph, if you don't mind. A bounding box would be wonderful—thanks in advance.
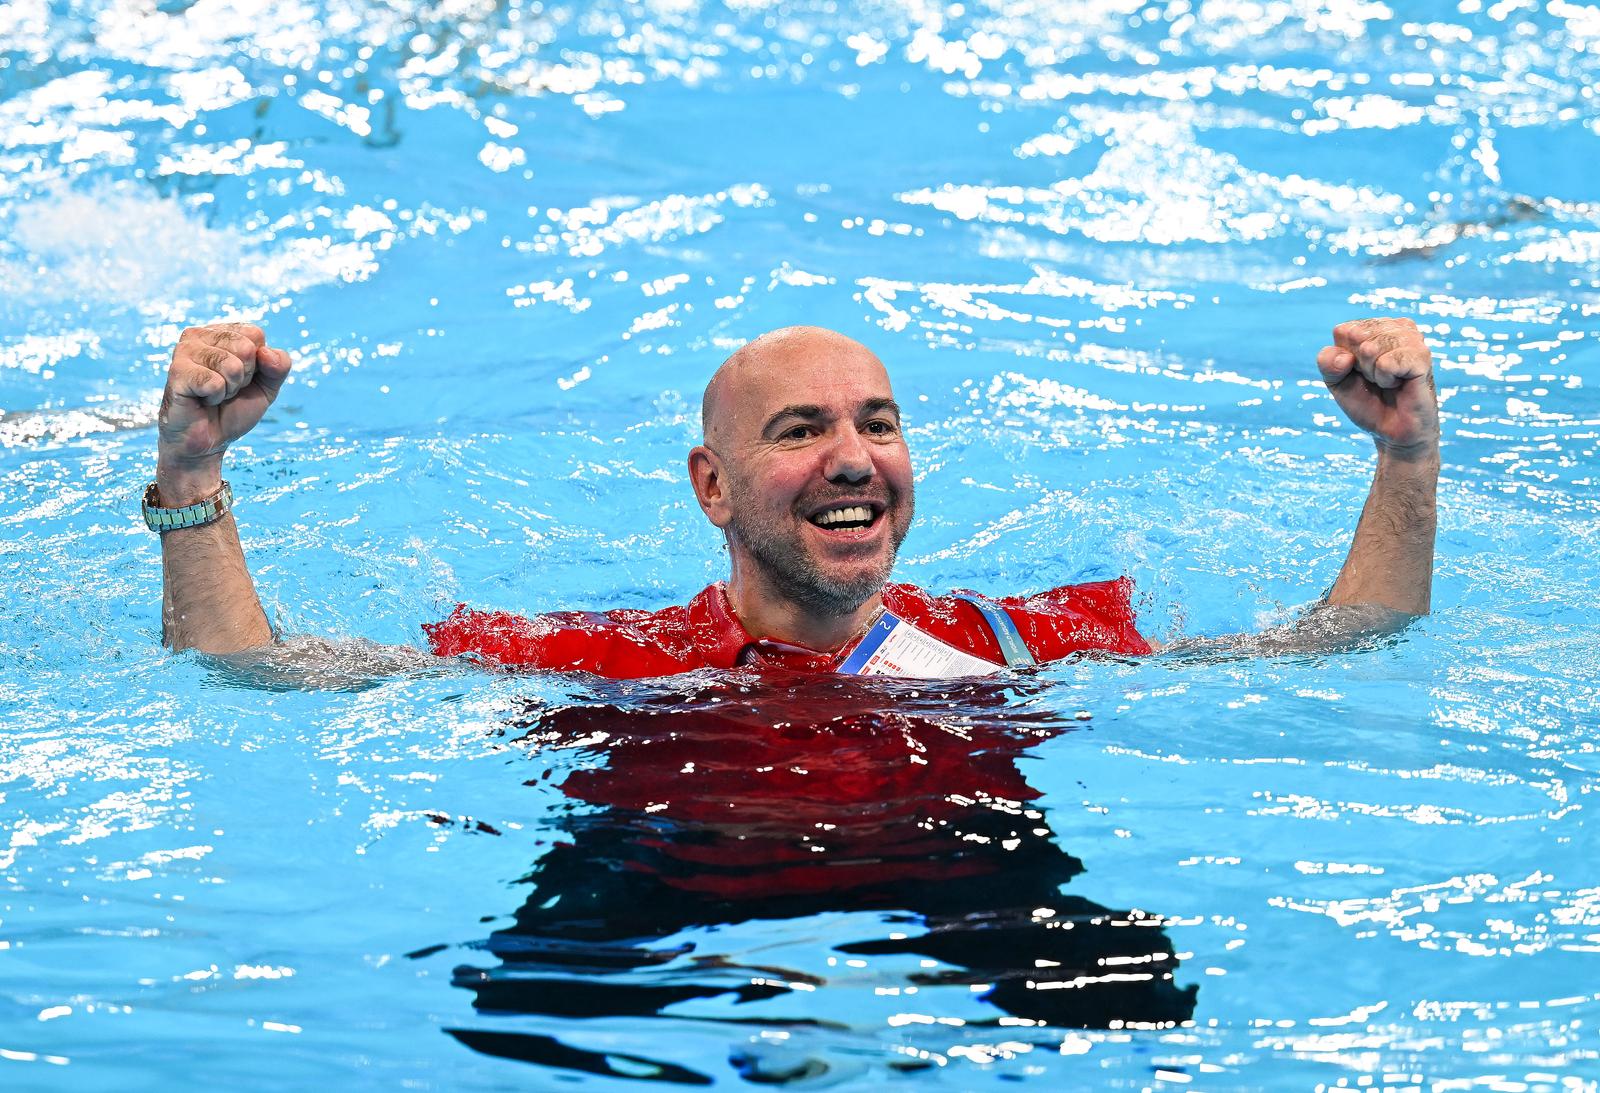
[142,480,234,534]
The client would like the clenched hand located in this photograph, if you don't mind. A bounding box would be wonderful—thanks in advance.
[1316,317,1439,456]
[157,323,294,502]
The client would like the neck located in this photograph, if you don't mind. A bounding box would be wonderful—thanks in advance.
[724,564,884,653]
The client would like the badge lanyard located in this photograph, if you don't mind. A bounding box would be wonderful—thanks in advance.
[836,597,1035,679]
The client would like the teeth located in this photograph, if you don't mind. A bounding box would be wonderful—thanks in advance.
[813,505,874,527]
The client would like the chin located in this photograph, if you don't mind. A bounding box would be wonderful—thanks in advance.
[808,564,893,613]
[728,514,901,617]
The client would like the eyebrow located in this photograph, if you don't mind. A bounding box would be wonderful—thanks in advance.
[761,398,902,436]
[762,404,826,434]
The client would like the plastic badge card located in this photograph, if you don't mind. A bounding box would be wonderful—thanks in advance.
[836,610,1003,679]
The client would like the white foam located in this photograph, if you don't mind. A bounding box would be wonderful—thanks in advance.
[0,182,383,310]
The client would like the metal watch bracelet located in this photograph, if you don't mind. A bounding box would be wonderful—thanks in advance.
[142,480,234,534]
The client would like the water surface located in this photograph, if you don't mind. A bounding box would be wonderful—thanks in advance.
[2,0,1598,1088]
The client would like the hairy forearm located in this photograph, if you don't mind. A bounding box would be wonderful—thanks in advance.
[1157,443,1438,661]
[1324,443,1439,616]
[158,462,273,653]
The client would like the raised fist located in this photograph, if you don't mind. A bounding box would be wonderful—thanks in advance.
[1316,318,1439,456]
[156,323,294,503]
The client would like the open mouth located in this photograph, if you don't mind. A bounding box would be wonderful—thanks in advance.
[808,503,880,531]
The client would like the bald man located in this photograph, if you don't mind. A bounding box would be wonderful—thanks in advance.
[151,319,1438,675]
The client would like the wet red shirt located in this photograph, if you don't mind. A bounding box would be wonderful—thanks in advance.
[424,578,1150,679]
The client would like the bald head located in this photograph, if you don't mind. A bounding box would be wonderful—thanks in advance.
[701,326,892,449]
[686,324,914,637]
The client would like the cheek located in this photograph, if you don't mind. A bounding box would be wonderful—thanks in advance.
[786,449,840,485]
[736,461,814,508]
[882,449,914,492]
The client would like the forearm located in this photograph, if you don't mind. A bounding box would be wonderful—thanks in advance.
[157,460,273,653]
[1324,442,1439,616]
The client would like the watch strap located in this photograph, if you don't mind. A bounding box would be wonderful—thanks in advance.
[143,480,233,533]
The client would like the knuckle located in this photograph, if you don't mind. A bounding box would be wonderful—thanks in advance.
[200,328,251,353]
[215,321,265,345]
[194,345,231,370]
[1373,319,1415,340]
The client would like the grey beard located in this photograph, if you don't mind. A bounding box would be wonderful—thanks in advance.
[726,503,911,619]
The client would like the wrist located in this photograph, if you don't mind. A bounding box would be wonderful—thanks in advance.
[156,454,224,506]
[1373,440,1440,516]
[1374,436,1440,467]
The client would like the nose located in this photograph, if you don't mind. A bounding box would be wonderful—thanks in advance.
[823,426,873,485]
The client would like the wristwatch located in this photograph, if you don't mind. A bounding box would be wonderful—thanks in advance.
[142,481,234,533]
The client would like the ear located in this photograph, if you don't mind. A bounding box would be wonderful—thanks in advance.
[687,445,732,528]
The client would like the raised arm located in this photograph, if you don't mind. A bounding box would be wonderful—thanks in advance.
[154,323,292,653]
[154,325,448,685]
[1159,317,1438,658]
[1317,316,1439,617]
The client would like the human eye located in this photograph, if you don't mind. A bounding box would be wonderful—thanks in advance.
[863,417,899,437]
[779,423,817,441]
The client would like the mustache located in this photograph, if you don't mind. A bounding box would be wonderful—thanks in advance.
[798,485,902,509]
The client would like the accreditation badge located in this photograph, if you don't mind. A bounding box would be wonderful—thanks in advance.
[835,609,1004,679]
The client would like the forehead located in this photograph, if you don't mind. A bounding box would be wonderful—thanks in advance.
[725,338,895,421]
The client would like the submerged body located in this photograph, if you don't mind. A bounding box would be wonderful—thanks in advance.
[434,673,1198,1081]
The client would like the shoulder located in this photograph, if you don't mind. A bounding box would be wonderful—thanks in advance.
[885,578,1151,661]
[423,587,726,678]
[994,577,1152,659]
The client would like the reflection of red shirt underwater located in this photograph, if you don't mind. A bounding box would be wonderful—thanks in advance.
[437,675,1198,1083]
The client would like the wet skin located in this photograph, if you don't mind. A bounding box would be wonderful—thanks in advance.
[690,327,916,653]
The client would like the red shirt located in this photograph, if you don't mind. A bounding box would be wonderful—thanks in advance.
[531,676,1071,901]
[424,578,1150,679]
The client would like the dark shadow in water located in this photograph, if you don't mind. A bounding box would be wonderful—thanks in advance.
[1368,195,1544,263]
[425,672,1197,1084]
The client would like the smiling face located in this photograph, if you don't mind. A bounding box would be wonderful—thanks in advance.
[690,327,915,635]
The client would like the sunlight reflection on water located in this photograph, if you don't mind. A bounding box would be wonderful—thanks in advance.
[1,0,1598,1088]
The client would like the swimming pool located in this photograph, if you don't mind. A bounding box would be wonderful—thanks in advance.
[3,0,1599,1087]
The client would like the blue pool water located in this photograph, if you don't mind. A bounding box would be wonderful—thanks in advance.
[3,0,1600,1087]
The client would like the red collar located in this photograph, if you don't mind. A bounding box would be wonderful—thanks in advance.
[687,582,867,672]
[685,582,754,668]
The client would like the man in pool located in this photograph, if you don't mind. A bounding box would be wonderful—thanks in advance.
[148,319,1438,676]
